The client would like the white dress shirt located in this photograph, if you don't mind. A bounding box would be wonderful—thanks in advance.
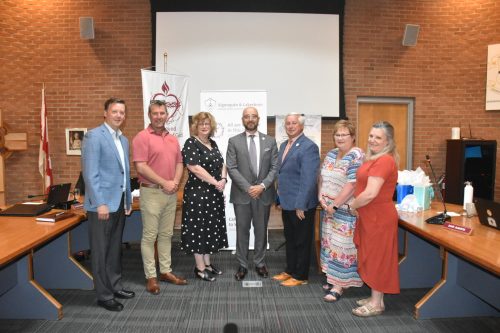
[104,122,126,192]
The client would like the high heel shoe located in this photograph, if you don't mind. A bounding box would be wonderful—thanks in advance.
[194,267,215,281]
[205,264,222,275]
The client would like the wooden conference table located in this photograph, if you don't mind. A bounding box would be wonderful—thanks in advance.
[0,208,93,320]
[0,199,144,320]
[397,202,499,319]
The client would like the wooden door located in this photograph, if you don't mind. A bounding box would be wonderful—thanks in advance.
[357,100,412,170]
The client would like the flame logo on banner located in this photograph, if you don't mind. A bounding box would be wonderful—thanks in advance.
[151,81,182,123]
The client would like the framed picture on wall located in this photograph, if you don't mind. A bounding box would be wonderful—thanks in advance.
[486,44,500,111]
[66,128,86,155]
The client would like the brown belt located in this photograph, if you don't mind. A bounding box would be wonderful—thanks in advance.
[140,183,162,189]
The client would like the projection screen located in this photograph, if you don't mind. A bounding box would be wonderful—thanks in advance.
[156,12,342,118]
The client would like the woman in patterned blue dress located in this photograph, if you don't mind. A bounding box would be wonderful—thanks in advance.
[318,120,364,302]
[181,112,229,282]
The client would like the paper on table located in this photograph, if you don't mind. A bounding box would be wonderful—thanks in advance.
[436,211,461,217]
[22,202,45,205]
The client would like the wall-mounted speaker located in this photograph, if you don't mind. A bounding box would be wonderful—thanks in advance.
[79,17,95,40]
[402,24,419,46]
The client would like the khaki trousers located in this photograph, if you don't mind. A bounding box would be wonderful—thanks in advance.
[140,186,177,279]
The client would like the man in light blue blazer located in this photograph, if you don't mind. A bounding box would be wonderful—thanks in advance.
[82,97,133,312]
[272,113,320,287]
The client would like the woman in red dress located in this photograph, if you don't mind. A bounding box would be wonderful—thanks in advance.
[348,121,399,317]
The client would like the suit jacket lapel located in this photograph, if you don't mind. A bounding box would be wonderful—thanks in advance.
[101,124,124,172]
[280,134,303,168]
[255,132,268,177]
[238,132,250,164]
[278,140,288,170]
[258,132,265,162]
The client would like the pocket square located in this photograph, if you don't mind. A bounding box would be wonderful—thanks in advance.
[264,147,271,152]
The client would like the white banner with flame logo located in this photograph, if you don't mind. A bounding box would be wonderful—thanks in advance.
[141,69,190,147]
[200,90,268,250]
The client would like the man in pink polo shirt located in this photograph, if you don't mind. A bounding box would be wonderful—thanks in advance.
[132,100,187,295]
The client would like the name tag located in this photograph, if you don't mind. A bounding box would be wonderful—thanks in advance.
[443,222,473,235]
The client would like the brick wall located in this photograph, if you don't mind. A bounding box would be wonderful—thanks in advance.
[0,0,499,204]
[0,0,151,203]
[343,0,500,201]
[276,1,499,203]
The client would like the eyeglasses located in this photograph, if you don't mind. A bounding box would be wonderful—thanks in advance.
[243,115,259,120]
[334,133,351,138]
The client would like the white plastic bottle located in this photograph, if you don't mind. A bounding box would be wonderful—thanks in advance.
[463,181,474,210]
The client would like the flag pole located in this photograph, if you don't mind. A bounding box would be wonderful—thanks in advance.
[41,83,45,194]
[163,51,168,72]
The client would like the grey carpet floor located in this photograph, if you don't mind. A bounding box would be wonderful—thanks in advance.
[0,230,499,333]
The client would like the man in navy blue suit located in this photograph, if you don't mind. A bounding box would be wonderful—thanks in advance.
[82,97,134,311]
[272,113,320,287]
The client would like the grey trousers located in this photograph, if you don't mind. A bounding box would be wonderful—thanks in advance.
[88,196,125,301]
[233,200,271,269]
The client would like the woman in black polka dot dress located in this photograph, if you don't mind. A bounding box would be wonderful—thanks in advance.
[181,112,229,281]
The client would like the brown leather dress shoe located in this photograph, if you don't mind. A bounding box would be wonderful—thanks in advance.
[272,272,291,281]
[146,277,160,295]
[159,272,188,285]
[280,277,308,287]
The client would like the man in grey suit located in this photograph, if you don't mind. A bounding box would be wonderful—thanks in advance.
[226,107,279,280]
[82,97,134,312]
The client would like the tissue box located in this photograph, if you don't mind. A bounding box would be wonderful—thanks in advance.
[396,184,413,204]
[413,185,433,210]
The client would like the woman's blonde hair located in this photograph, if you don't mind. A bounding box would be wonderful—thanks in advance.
[365,121,399,165]
[333,120,356,148]
[191,112,217,137]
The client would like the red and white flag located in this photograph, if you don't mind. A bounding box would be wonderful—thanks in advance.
[38,87,53,193]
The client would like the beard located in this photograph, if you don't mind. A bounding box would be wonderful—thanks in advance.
[244,122,258,132]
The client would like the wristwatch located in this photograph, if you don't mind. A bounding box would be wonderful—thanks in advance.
[332,205,339,211]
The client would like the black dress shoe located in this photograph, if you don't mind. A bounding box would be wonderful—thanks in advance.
[97,299,123,312]
[234,266,248,281]
[114,289,135,299]
[256,265,269,278]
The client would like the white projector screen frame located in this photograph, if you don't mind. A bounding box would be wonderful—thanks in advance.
[156,12,340,118]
